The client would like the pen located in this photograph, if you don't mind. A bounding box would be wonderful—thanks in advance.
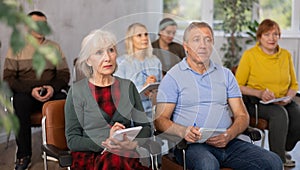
[193,123,197,127]
[101,148,107,154]
[142,71,148,77]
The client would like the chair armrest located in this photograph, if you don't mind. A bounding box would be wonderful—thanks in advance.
[41,144,72,167]
[242,127,261,141]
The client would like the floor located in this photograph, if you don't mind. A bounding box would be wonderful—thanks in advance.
[0,129,299,170]
[0,130,67,170]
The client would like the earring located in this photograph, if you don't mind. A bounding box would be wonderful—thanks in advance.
[89,65,93,75]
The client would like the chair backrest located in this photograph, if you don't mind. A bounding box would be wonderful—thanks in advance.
[42,99,68,150]
[30,111,43,127]
[73,58,85,83]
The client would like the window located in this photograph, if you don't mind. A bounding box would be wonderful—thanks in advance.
[164,0,202,20]
[258,0,292,30]
[163,0,298,34]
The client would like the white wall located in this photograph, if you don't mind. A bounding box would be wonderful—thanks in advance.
[0,0,164,82]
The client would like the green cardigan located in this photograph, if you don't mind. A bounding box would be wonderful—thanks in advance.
[65,77,151,152]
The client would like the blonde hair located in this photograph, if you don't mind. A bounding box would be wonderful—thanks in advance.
[125,23,153,59]
[76,29,117,77]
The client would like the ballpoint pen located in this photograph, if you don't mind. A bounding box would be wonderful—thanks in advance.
[101,148,107,154]
[142,71,148,77]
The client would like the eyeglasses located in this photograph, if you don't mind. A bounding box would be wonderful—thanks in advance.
[135,33,148,37]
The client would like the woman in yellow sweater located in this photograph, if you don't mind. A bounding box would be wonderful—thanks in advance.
[235,19,300,167]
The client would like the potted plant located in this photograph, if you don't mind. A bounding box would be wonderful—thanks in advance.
[220,0,258,70]
[245,20,259,46]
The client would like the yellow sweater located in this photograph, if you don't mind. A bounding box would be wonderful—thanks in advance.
[235,43,298,98]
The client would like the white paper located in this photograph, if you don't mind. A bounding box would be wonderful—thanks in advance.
[259,96,291,104]
[197,128,227,143]
[111,126,142,142]
[139,82,160,94]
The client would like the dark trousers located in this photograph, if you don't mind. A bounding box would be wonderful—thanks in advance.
[13,92,67,159]
[245,100,300,162]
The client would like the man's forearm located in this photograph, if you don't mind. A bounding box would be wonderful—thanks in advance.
[154,117,187,138]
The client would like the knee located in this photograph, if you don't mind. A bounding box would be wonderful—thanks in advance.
[261,152,283,170]
[186,154,219,170]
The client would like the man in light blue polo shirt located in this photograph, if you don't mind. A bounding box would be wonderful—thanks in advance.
[154,21,282,170]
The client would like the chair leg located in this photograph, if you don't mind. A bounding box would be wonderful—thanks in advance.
[260,130,266,148]
[182,149,186,170]
[5,130,11,149]
[43,151,48,170]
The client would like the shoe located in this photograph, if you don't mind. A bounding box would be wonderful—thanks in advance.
[41,154,58,162]
[285,152,293,160]
[15,156,31,170]
[284,159,296,167]
[285,152,295,163]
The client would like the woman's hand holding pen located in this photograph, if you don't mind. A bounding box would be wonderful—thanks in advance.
[261,88,275,102]
[144,75,157,86]
[101,122,138,153]
[143,75,157,96]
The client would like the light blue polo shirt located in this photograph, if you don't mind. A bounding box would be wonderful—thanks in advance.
[156,58,241,129]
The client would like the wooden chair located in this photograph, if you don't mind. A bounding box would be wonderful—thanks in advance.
[41,99,162,170]
[242,95,269,147]
[41,99,72,170]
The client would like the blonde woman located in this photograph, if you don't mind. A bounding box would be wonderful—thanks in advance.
[115,23,162,118]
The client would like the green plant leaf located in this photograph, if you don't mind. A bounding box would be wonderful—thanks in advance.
[38,45,60,65]
[35,21,51,36]
[32,51,46,78]
[10,28,25,54]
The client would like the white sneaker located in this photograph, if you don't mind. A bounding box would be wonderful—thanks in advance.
[41,154,58,162]
[284,159,296,167]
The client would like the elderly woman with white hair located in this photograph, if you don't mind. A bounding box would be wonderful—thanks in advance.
[65,29,152,170]
[114,23,162,120]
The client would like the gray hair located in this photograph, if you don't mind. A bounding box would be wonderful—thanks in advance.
[183,22,214,43]
[76,29,117,77]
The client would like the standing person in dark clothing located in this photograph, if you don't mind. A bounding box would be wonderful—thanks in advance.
[3,11,70,170]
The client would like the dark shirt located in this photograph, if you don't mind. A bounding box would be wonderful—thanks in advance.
[152,39,185,73]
